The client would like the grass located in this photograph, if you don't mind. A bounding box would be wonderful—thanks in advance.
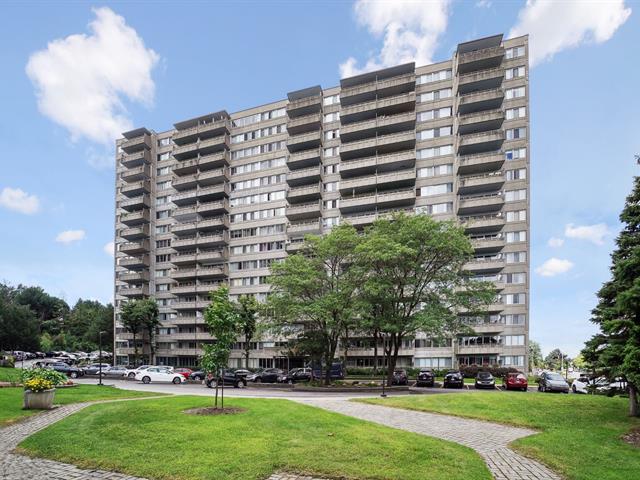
[358,392,640,480]
[0,366,22,383]
[0,385,162,426]
[19,395,491,480]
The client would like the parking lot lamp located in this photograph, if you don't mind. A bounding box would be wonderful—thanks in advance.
[98,331,106,386]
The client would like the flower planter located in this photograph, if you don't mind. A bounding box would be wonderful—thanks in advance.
[23,389,56,410]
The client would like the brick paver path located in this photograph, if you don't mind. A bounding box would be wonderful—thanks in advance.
[296,398,561,480]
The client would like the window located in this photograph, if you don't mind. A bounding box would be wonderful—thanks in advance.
[231,141,286,160]
[422,202,453,214]
[505,66,526,80]
[417,126,452,140]
[505,107,526,120]
[324,146,340,158]
[155,269,169,278]
[506,231,526,243]
[506,210,526,222]
[323,217,340,228]
[324,199,339,209]
[504,273,526,284]
[505,87,526,100]
[501,355,525,367]
[324,182,339,192]
[502,314,526,325]
[229,190,286,207]
[232,174,286,191]
[231,124,286,144]
[324,164,339,174]
[417,69,452,84]
[231,157,285,175]
[418,164,453,177]
[323,94,340,106]
[505,189,527,202]
[323,112,340,123]
[505,148,526,161]
[157,181,171,191]
[417,145,453,159]
[232,108,285,128]
[503,293,526,305]
[156,254,171,263]
[158,138,171,147]
[506,168,526,180]
[417,107,452,122]
[231,241,284,255]
[156,239,171,248]
[324,129,340,140]
[229,259,275,271]
[157,152,170,161]
[156,210,170,219]
[156,284,170,292]
[505,46,526,59]
[230,224,285,238]
[420,183,453,196]
[419,88,452,102]
[156,225,169,234]
[230,207,286,223]
[504,251,526,263]
[230,276,269,287]
[414,357,452,368]
[157,166,170,176]
[506,127,527,140]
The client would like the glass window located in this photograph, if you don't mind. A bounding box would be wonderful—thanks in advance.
[420,183,453,196]
[417,164,453,177]
[506,210,527,222]
[417,69,452,84]
[506,168,526,180]
[417,145,453,159]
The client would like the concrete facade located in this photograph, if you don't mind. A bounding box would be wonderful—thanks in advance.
[113,34,530,372]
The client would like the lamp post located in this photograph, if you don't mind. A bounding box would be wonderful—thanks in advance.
[98,331,106,386]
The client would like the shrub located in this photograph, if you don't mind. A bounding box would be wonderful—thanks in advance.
[21,368,67,387]
[0,354,15,368]
[24,378,54,392]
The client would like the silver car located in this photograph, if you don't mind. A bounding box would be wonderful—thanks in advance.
[538,372,570,393]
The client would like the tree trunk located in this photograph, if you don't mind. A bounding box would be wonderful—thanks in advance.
[148,331,155,365]
[245,348,250,369]
[324,340,337,386]
[372,329,379,374]
[630,384,639,417]
[343,328,349,366]
[132,332,138,366]
[221,369,225,410]
[386,335,401,386]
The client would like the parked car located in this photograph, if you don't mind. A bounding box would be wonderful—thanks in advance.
[415,368,435,387]
[100,366,129,378]
[279,368,312,384]
[391,369,409,385]
[124,365,152,379]
[311,362,345,381]
[47,362,84,379]
[443,370,464,389]
[34,351,46,359]
[83,363,112,375]
[136,367,185,384]
[504,372,528,391]
[173,368,193,379]
[538,372,570,393]
[189,370,206,381]
[246,368,284,383]
[205,369,247,388]
[474,371,495,389]
[571,375,606,394]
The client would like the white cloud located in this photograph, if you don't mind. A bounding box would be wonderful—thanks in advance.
[548,237,564,248]
[0,187,40,215]
[509,0,631,66]
[56,230,86,244]
[103,241,115,257]
[565,223,610,246]
[87,147,115,170]
[26,7,159,145]
[536,257,574,277]
[476,0,492,8]
[339,0,451,77]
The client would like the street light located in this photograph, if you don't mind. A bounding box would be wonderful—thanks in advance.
[98,331,106,386]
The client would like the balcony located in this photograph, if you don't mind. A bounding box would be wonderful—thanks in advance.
[172,168,229,191]
[285,240,305,253]
[464,258,506,273]
[119,271,150,284]
[171,284,198,295]
[173,152,230,176]
[287,183,321,203]
[340,131,415,161]
[120,179,150,198]
[458,109,504,135]
[172,250,226,266]
[287,112,322,136]
[119,255,150,270]
[172,300,212,311]
[460,214,505,234]
[458,172,505,195]
[458,88,504,115]
[172,184,229,206]
[120,149,151,168]
[287,148,321,170]
[172,232,228,250]
[119,285,150,298]
[340,150,415,178]
[457,46,505,75]
[173,200,229,221]
[121,164,150,183]
[458,130,504,156]
[172,216,229,235]
[457,67,504,95]
[120,224,150,241]
[340,188,415,214]
[287,94,322,118]
[121,133,151,154]
[471,235,505,253]
[342,208,413,228]
[288,220,322,237]
[340,169,415,195]
[457,152,504,175]
[340,111,415,143]
[120,240,150,255]
[287,166,322,187]
[340,73,416,107]
[173,119,230,145]
[458,193,504,215]
[285,201,322,221]
[120,209,150,226]
[286,130,322,153]
[173,267,226,280]
[120,194,151,212]
[341,92,416,124]
[173,135,229,160]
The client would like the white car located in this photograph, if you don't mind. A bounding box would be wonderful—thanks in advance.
[124,365,152,379]
[135,367,185,384]
[571,376,627,394]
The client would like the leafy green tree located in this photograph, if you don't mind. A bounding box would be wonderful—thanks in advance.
[265,224,362,385]
[237,295,259,369]
[528,340,543,372]
[544,348,570,373]
[120,301,145,366]
[14,286,69,335]
[137,299,160,364]
[202,285,240,409]
[0,298,39,351]
[585,174,640,416]
[356,213,495,385]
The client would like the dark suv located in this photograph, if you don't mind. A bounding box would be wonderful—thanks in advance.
[443,370,464,388]
[48,362,84,379]
[280,368,312,384]
[415,368,435,387]
[391,369,408,385]
[205,369,247,388]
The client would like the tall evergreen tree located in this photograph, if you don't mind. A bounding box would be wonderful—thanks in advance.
[585,174,640,416]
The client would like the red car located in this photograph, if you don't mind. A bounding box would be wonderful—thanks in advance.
[504,373,528,391]
[173,368,193,379]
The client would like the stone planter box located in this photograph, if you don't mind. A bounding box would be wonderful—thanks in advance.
[23,389,56,410]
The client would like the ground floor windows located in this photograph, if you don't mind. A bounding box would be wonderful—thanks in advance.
[414,357,453,368]
[458,355,498,366]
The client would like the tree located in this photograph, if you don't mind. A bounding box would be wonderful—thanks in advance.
[201,285,240,409]
[0,298,39,352]
[14,286,69,335]
[544,348,570,372]
[237,295,259,369]
[528,340,543,372]
[265,224,362,385]
[137,299,160,364]
[356,213,495,385]
[585,174,640,416]
[120,301,145,366]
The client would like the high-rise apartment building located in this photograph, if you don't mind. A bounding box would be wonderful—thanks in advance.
[114,34,530,372]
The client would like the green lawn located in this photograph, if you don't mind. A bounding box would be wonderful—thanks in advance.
[0,385,162,426]
[0,366,22,384]
[358,392,640,480]
[19,395,491,480]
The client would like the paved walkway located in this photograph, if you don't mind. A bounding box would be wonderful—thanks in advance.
[296,398,561,480]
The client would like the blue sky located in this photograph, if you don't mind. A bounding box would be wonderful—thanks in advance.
[0,1,638,357]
